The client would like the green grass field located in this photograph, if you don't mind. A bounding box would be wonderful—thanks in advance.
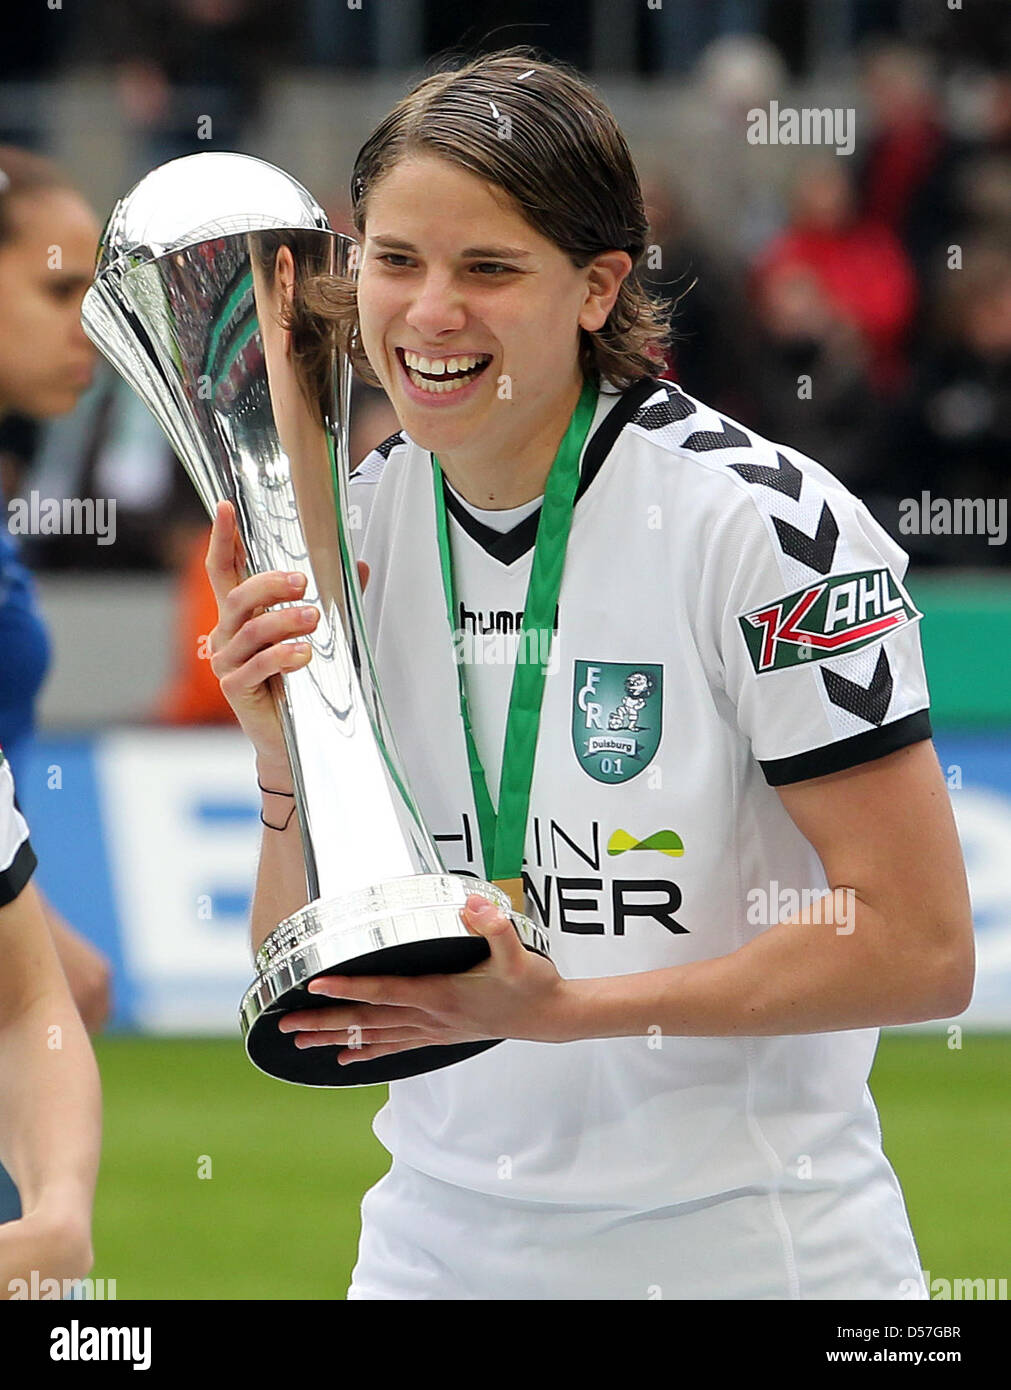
[88,1032,1010,1299]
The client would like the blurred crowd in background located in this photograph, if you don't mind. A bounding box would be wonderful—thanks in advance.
[1,0,1009,732]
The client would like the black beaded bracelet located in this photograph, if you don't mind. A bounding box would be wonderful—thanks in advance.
[260,803,297,831]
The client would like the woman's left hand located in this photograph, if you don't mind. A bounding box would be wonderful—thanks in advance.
[277,894,571,1064]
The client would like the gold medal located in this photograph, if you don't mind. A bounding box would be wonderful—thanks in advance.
[493,877,526,914]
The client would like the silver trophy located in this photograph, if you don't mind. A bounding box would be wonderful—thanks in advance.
[81,152,547,1086]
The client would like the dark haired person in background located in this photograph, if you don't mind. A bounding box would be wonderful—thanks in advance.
[206,49,972,1300]
[0,146,112,1229]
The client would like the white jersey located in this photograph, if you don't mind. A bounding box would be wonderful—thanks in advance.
[347,375,930,1295]
[0,749,35,908]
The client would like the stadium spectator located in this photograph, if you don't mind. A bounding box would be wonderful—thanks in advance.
[857,43,948,253]
[752,155,917,396]
[79,0,289,173]
[640,173,755,417]
[744,259,882,488]
[872,239,1011,567]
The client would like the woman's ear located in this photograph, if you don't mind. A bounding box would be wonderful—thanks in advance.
[274,245,296,355]
[579,250,633,334]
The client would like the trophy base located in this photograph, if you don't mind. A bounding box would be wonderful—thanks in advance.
[240,875,548,1087]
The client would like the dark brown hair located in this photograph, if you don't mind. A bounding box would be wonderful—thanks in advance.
[249,228,339,424]
[0,144,78,248]
[297,45,672,390]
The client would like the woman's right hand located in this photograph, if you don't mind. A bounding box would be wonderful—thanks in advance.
[205,500,368,773]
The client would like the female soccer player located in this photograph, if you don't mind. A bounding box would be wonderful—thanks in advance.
[0,746,101,1292]
[206,48,974,1299]
[0,146,112,1022]
[0,146,112,1229]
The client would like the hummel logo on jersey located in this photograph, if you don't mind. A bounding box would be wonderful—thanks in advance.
[738,567,921,674]
[456,600,560,636]
[573,661,663,782]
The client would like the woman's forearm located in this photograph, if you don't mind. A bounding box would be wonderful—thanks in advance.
[0,946,101,1221]
[249,755,309,955]
[558,890,971,1041]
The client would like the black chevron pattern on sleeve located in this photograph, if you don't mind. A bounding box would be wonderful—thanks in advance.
[729,451,803,501]
[682,418,752,452]
[771,502,839,574]
[630,392,698,430]
[628,382,851,580]
[375,431,405,460]
[821,649,893,726]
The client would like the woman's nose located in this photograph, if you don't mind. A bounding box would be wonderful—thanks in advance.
[404,271,467,336]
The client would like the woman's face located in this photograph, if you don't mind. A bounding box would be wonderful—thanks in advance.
[356,154,619,461]
[0,189,99,417]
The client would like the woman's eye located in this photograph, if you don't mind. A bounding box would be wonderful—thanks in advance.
[372,255,515,276]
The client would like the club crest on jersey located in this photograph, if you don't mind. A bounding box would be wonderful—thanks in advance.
[572,661,663,783]
[738,567,921,674]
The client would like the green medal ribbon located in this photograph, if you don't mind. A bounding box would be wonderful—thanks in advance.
[432,374,598,912]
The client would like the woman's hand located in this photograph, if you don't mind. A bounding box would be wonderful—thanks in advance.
[204,500,368,773]
[278,894,573,1063]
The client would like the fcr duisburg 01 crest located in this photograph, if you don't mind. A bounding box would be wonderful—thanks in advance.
[572,661,663,784]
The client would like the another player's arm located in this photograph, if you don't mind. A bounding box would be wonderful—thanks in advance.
[38,892,113,1033]
[561,738,974,1038]
[0,877,101,1292]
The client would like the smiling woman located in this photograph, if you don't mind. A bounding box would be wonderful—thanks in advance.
[204,44,973,1303]
[301,50,670,393]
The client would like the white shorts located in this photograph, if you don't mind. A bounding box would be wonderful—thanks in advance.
[346,1159,928,1300]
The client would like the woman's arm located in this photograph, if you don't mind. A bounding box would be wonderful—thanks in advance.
[249,752,309,955]
[562,739,974,1037]
[39,895,113,1033]
[0,878,101,1291]
[277,740,975,1064]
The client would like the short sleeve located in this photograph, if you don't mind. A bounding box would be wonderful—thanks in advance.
[348,430,404,558]
[711,461,931,786]
[0,750,37,907]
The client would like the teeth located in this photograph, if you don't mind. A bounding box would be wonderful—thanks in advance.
[407,367,477,394]
[403,349,489,374]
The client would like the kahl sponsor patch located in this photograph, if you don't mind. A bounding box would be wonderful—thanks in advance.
[738,567,921,674]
